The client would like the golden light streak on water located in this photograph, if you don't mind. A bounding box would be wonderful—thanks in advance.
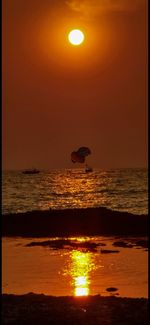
[68,250,96,296]
[75,287,89,296]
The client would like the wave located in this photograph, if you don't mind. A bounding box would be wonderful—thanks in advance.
[2,207,148,238]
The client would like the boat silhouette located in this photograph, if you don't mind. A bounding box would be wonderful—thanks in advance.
[22,168,40,175]
[85,164,93,173]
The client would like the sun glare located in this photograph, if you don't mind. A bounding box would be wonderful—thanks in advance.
[68,29,84,46]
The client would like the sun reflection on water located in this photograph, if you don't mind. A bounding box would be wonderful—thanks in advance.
[36,169,108,211]
[68,250,96,296]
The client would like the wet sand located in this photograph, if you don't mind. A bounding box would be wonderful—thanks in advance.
[2,293,148,325]
[2,207,148,237]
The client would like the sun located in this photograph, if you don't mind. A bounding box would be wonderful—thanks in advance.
[68,29,84,46]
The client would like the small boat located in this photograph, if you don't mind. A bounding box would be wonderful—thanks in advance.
[85,164,93,173]
[22,168,40,175]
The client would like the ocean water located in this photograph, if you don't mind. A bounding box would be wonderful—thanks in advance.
[2,168,148,215]
[2,236,148,298]
[2,168,148,298]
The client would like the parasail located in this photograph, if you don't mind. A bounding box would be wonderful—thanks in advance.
[71,146,91,164]
[77,147,91,157]
[71,151,85,163]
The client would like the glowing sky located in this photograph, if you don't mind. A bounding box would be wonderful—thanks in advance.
[2,0,148,169]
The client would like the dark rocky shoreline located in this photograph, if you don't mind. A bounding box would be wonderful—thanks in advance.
[2,293,148,325]
[25,237,148,251]
[2,207,148,237]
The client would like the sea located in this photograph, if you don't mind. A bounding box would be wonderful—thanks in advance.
[2,168,148,298]
[2,168,148,215]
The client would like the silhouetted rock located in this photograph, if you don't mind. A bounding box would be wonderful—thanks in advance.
[2,207,148,238]
[112,241,134,248]
[26,239,102,252]
[106,287,118,292]
[101,249,120,254]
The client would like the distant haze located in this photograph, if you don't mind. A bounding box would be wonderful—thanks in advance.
[2,0,148,170]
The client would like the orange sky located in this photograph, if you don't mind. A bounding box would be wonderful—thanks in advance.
[2,0,148,169]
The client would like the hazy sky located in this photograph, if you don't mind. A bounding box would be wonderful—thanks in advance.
[2,0,148,170]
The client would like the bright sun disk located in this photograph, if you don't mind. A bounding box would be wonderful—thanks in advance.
[68,29,84,46]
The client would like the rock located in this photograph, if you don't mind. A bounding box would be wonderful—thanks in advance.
[106,287,118,292]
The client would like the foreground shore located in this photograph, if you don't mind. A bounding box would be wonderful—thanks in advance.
[2,293,148,325]
[2,207,148,237]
